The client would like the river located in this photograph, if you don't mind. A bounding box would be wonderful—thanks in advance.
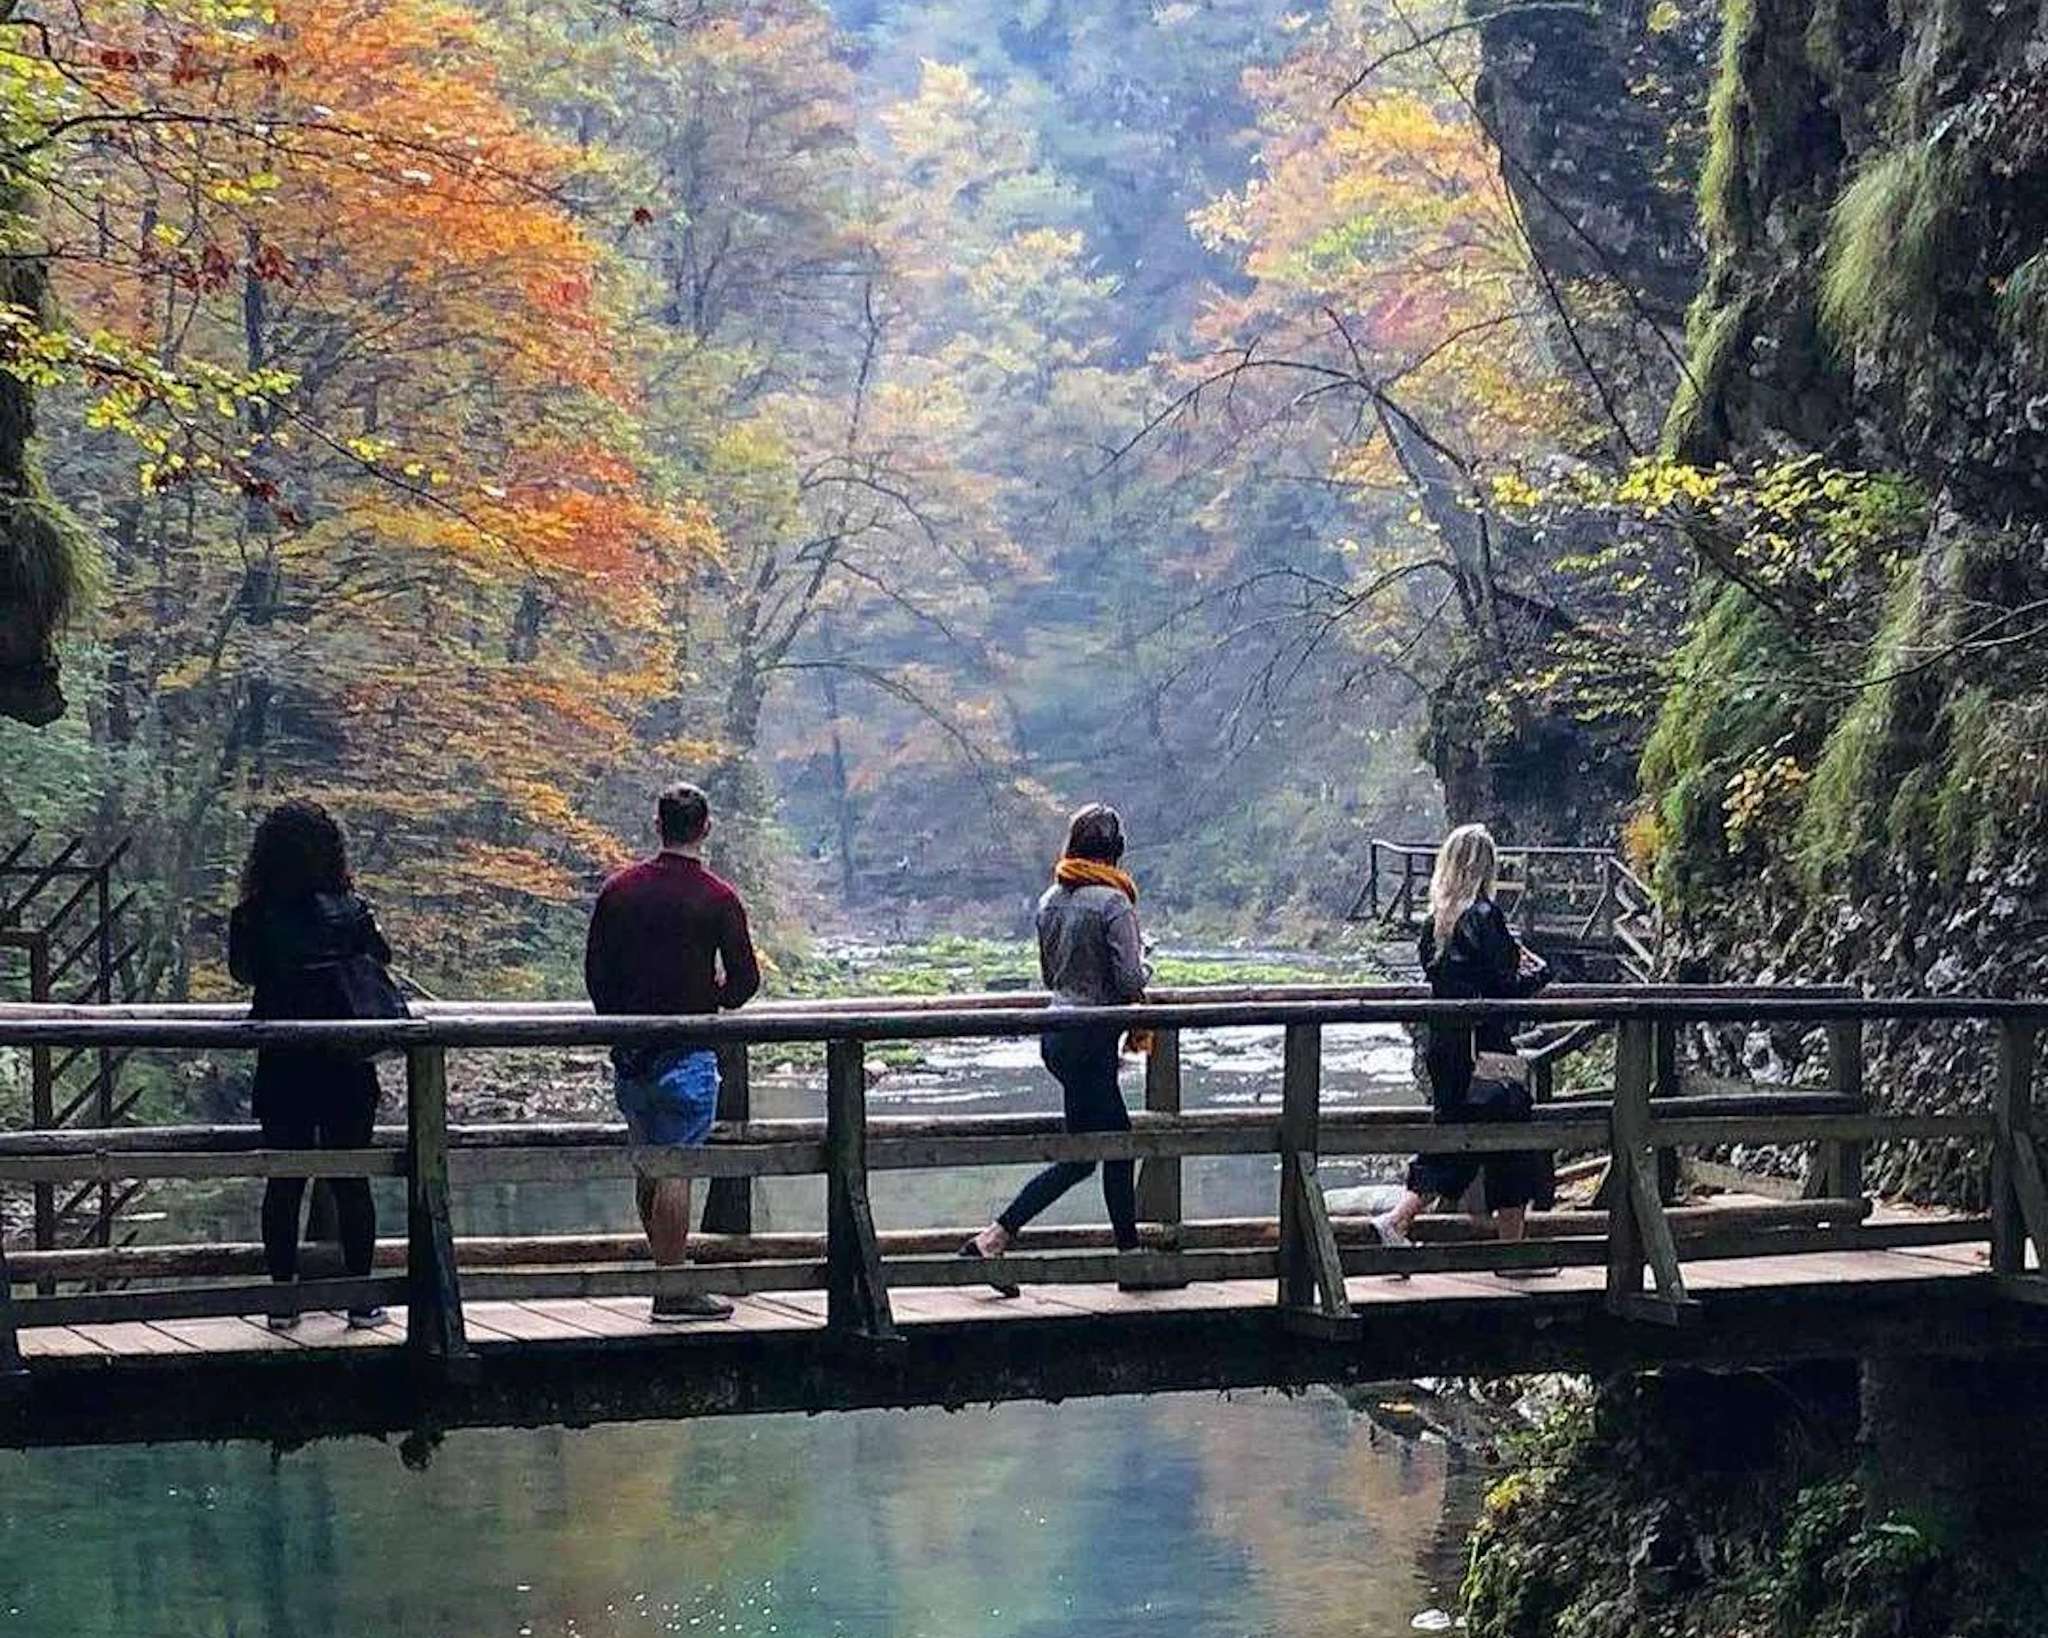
[0,949,1493,1637]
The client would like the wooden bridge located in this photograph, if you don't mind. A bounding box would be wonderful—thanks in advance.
[1352,839,1662,975]
[3,986,2047,1451]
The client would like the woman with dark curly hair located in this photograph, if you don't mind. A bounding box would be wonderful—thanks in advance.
[228,800,398,1331]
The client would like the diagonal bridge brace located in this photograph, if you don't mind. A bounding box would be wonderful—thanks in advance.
[1277,1023,1360,1340]
[1607,1018,1702,1327]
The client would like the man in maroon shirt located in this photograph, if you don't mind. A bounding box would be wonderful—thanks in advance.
[584,782,761,1321]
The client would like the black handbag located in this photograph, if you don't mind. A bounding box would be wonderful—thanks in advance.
[302,954,410,1060]
[1465,1074,1533,1121]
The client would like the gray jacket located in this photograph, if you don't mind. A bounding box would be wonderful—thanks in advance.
[1037,882,1151,1007]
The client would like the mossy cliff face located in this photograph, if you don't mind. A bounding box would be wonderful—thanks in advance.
[1463,1369,2048,1638]
[1441,1,1717,843]
[1638,2,2048,1203]
[1476,0,1718,449]
[1675,0,2048,473]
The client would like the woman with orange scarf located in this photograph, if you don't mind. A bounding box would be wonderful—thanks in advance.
[962,803,1151,1294]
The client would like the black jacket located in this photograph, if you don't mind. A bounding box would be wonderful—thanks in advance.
[1418,897,1549,1108]
[229,892,392,1021]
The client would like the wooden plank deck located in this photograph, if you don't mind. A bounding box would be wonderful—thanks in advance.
[7,1245,2044,1453]
[7,1247,1987,1363]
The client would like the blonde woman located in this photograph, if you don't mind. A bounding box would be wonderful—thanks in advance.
[1371,823,1555,1267]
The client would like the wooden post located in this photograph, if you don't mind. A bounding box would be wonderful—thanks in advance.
[1135,1029,1182,1230]
[824,1040,896,1342]
[1606,1017,1696,1322]
[701,1043,753,1235]
[0,1226,25,1397]
[1277,1023,1351,1321]
[1653,1018,1681,1204]
[94,861,113,1249]
[1607,1017,1650,1305]
[1518,855,1537,937]
[1992,1019,2042,1276]
[406,1046,474,1381]
[1818,1019,1866,1204]
[27,932,53,1295]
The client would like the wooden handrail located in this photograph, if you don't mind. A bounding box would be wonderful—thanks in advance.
[1,989,2021,1055]
[0,979,1777,1022]
[2,986,2040,1372]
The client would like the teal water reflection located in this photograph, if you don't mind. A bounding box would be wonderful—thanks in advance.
[0,1391,1474,1638]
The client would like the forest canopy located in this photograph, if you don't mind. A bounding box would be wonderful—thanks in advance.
[2,0,1743,995]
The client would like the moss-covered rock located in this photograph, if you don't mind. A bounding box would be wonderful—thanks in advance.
[0,180,81,727]
[1464,1370,2048,1638]
[1623,3,2048,1203]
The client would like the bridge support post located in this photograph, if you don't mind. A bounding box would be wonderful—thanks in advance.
[1808,1020,1866,1204]
[1652,1019,1681,1203]
[825,1040,897,1344]
[701,1044,753,1236]
[406,1046,475,1383]
[1607,1017,1699,1325]
[27,932,53,1295]
[1136,1029,1182,1234]
[1991,1019,2048,1278]
[1277,1023,1352,1329]
[0,1224,25,1398]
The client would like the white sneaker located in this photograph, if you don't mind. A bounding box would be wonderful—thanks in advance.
[1370,1212,1412,1249]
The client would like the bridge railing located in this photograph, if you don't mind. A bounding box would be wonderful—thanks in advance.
[0,989,2041,1382]
[1352,840,1662,970]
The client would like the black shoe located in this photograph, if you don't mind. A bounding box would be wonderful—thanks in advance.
[652,1292,734,1324]
[958,1239,1020,1298]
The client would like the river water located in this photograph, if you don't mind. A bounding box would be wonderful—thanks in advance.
[0,958,1493,1637]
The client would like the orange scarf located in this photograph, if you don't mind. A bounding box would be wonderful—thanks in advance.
[1054,856,1139,901]
[1052,855,1153,1056]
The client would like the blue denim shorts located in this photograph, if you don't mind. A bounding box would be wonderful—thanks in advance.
[615,1049,720,1148]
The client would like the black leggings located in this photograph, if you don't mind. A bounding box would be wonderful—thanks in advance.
[255,1053,379,1282]
[997,1026,1137,1249]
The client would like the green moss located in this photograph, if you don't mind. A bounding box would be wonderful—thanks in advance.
[1801,0,1848,89]
[1696,0,1756,251]
[0,182,87,702]
[774,936,1361,1002]
[1792,563,1924,886]
[1995,251,2048,359]
[1639,583,1816,906]
[1463,1383,2047,1638]
[0,469,83,632]
[1818,138,1971,353]
[1663,288,1749,457]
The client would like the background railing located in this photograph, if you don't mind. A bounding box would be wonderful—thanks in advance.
[2,988,2043,1389]
[1352,840,1663,973]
